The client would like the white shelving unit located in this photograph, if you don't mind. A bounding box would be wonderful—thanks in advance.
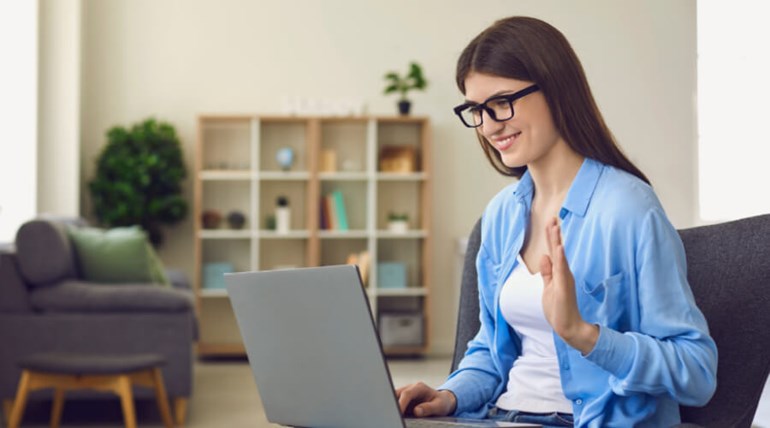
[194,115,432,357]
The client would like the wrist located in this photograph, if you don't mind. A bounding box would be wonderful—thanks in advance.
[438,389,457,415]
[563,321,599,355]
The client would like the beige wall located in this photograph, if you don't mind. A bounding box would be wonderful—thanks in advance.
[38,0,81,216]
[71,0,697,355]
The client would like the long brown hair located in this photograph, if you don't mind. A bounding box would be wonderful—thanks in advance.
[457,16,650,184]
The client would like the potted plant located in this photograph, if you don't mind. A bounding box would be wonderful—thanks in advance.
[383,62,428,115]
[88,118,188,247]
[387,212,410,233]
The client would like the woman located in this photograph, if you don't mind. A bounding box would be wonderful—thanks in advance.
[396,16,717,427]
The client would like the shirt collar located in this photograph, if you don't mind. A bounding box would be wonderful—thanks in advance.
[560,157,603,219]
[512,157,603,219]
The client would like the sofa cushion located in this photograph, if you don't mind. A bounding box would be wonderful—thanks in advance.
[29,280,194,313]
[67,226,170,286]
[0,250,33,312]
[15,220,79,288]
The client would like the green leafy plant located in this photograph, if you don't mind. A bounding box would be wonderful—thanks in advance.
[89,118,188,247]
[387,212,409,222]
[383,62,428,101]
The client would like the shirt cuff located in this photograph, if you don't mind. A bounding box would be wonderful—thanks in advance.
[582,325,635,379]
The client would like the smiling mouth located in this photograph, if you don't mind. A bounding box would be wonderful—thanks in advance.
[494,131,522,151]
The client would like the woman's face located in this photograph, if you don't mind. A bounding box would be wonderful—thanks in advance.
[463,72,564,169]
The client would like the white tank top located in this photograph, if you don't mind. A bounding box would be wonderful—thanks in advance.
[495,255,573,414]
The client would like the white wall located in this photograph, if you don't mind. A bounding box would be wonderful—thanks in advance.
[77,0,697,355]
[38,0,81,216]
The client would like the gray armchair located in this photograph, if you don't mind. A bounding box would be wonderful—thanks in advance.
[0,217,196,425]
[452,215,770,427]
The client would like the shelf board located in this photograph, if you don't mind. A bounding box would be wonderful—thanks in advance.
[376,172,427,181]
[199,230,252,239]
[376,230,428,239]
[318,230,369,239]
[200,170,253,180]
[319,172,369,181]
[200,288,229,297]
[259,230,311,239]
[259,171,310,180]
[376,287,428,297]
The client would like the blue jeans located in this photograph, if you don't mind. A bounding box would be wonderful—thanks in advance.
[487,407,574,427]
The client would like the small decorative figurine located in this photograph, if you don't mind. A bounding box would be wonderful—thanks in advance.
[201,210,223,229]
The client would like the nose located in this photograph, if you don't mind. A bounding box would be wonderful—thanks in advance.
[478,111,504,137]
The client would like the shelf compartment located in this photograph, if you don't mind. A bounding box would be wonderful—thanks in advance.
[376,172,427,181]
[201,119,252,171]
[377,181,423,230]
[319,230,369,239]
[320,120,368,173]
[320,237,368,267]
[259,171,310,180]
[320,181,368,231]
[259,181,308,231]
[259,121,308,172]
[201,180,252,232]
[259,230,311,239]
[258,239,307,271]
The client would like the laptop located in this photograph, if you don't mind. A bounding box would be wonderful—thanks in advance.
[225,265,541,428]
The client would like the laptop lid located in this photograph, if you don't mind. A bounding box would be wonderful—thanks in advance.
[226,265,405,428]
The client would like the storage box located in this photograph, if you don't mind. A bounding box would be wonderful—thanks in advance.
[379,313,423,347]
[377,262,407,289]
[203,262,234,289]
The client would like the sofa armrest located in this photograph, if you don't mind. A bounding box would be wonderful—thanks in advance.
[29,280,194,313]
[165,269,192,291]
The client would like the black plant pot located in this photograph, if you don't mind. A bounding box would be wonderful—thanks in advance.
[397,100,412,116]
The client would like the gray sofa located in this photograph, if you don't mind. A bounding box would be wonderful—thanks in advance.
[0,217,196,425]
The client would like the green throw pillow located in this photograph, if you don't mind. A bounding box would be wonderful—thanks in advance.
[67,226,170,286]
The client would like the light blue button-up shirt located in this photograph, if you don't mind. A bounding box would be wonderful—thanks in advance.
[439,158,717,427]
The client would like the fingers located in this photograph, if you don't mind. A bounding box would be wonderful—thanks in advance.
[396,383,452,417]
[396,382,429,415]
[545,218,566,273]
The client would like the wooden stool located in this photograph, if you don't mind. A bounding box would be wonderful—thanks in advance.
[7,353,174,428]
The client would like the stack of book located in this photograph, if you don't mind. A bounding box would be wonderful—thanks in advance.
[320,190,349,230]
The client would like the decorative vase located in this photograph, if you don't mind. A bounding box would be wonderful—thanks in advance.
[276,196,290,234]
[227,211,246,229]
[201,210,222,229]
[397,100,411,116]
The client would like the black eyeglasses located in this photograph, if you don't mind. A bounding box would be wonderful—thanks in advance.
[453,85,540,128]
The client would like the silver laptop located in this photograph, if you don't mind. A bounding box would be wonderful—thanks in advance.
[225,265,540,428]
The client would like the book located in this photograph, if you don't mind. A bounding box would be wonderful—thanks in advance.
[325,194,338,229]
[319,196,329,230]
[332,190,349,231]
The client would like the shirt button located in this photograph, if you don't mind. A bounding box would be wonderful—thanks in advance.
[575,399,583,405]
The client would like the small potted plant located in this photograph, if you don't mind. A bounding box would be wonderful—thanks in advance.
[383,62,428,116]
[387,212,410,233]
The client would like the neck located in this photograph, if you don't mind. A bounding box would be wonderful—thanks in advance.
[527,140,584,201]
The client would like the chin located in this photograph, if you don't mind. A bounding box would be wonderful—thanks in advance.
[500,154,527,169]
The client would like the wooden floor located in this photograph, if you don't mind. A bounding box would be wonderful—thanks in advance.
[3,357,768,428]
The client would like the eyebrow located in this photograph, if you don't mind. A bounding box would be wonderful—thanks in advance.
[464,89,520,105]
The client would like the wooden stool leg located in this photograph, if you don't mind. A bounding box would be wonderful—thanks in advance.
[50,387,65,428]
[116,375,137,428]
[150,368,174,428]
[8,370,32,428]
[173,398,187,427]
[3,399,14,426]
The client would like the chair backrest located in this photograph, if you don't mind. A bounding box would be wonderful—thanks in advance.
[451,215,770,428]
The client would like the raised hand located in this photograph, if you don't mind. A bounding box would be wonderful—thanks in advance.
[540,217,599,354]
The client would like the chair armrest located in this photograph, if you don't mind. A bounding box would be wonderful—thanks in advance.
[29,280,194,313]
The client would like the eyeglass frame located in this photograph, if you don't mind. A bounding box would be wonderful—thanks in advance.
[453,84,541,128]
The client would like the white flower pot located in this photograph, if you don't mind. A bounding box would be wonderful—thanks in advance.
[388,220,409,233]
